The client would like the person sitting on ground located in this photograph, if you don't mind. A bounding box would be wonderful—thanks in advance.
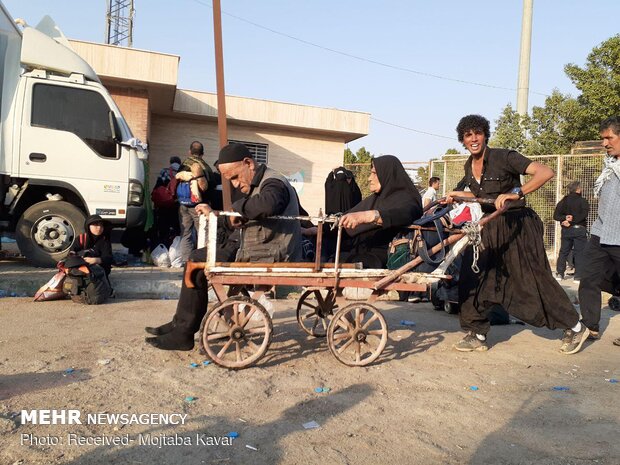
[144,143,302,351]
[71,214,113,276]
[339,155,423,268]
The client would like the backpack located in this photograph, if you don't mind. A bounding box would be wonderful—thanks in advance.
[176,157,212,207]
[151,168,178,209]
[64,264,111,305]
[386,206,452,270]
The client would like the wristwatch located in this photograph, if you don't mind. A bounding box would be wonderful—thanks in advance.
[372,210,381,224]
[509,187,525,199]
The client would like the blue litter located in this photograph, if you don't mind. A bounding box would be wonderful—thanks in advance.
[400,320,416,326]
[190,363,199,368]
[609,379,618,384]
[202,360,211,366]
[314,387,323,393]
[184,396,197,403]
[322,387,331,393]
[0,290,6,298]
[315,387,331,393]
[552,386,570,391]
[228,432,239,438]
[64,368,75,374]
[470,386,479,391]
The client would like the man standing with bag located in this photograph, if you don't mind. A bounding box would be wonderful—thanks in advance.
[176,141,215,264]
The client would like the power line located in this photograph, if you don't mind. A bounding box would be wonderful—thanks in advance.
[189,0,549,97]
[371,117,456,141]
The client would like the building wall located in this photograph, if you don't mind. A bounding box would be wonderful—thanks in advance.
[108,86,151,143]
[149,115,346,215]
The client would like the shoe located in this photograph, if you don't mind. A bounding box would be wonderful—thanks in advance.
[553,273,564,281]
[587,330,600,340]
[145,332,194,351]
[613,337,620,347]
[453,332,488,352]
[145,321,175,336]
[559,326,590,355]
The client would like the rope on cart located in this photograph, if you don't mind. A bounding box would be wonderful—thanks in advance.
[462,221,484,273]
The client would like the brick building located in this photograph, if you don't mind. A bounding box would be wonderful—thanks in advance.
[68,40,369,215]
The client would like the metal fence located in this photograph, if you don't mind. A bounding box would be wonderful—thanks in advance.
[347,154,605,259]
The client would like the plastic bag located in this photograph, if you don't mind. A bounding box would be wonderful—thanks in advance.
[168,236,184,268]
[34,270,67,302]
[151,243,171,267]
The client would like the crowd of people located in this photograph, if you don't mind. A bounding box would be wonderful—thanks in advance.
[40,113,620,353]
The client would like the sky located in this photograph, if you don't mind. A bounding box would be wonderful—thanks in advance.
[3,0,619,161]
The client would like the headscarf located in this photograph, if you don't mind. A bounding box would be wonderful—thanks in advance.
[346,155,422,235]
[82,214,111,249]
[324,167,362,214]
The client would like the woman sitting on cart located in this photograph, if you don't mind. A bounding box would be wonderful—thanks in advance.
[339,155,423,268]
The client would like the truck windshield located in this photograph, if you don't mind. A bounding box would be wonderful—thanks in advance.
[31,83,118,159]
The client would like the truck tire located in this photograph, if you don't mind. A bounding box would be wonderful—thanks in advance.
[16,201,86,268]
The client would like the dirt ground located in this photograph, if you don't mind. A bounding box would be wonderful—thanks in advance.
[0,296,618,465]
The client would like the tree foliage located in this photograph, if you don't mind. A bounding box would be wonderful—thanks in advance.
[343,147,374,198]
[565,34,620,140]
[492,35,620,155]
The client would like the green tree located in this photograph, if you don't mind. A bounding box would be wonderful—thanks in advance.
[343,147,374,198]
[492,35,620,155]
[445,148,461,155]
[416,164,429,190]
[525,90,581,155]
[490,104,526,151]
[565,34,620,140]
[343,147,355,164]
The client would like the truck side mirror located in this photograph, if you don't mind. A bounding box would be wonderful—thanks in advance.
[108,111,121,143]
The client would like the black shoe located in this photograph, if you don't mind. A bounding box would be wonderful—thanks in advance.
[145,332,194,351]
[145,321,175,336]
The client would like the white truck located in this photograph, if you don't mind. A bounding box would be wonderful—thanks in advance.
[0,2,147,267]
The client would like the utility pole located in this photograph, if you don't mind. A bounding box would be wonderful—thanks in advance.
[516,0,533,116]
[212,0,232,210]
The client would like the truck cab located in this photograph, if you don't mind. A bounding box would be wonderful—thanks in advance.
[1,3,146,266]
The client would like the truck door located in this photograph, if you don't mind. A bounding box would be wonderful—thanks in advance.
[18,79,129,218]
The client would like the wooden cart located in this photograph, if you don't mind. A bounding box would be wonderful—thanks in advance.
[186,201,504,369]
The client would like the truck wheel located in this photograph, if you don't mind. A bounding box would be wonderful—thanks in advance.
[16,201,86,267]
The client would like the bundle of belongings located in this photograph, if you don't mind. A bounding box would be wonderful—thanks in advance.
[34,255,112,305]
[385,202,510,324]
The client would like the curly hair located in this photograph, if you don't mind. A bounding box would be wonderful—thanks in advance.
[456,114,491,143]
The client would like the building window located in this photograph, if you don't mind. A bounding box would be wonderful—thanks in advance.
[228,140,268,164]
[31,83,117,159]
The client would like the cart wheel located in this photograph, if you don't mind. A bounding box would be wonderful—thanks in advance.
[199,296,273,369]
[296,289,337,337]
[327,302,388,367]
[444,301,459,314]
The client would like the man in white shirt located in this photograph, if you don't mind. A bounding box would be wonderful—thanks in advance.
[422,176,441,208]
